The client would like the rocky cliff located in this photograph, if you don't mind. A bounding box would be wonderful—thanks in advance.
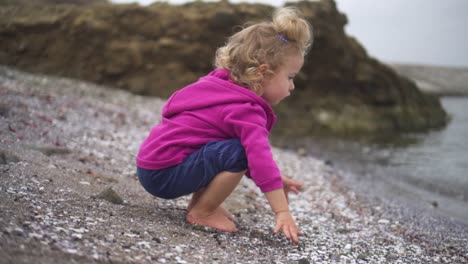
[0,0,448,139]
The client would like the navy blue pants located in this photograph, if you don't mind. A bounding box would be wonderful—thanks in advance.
[137,139,248,199]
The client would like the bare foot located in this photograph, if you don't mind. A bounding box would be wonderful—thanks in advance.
[187,201,236,222]
[186,207,237,232]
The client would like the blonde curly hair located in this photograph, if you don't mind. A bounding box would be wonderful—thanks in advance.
[214,7,313,94]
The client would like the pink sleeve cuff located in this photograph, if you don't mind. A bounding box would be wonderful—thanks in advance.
[258,177,284,193]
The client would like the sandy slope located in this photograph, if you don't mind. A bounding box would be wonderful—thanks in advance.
[1,66,467,263]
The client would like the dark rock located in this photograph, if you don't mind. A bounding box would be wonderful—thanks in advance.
[0,0,448,138]
[33,146,72,156]
[0,149,20,164]
[0,102,10,117]
[335,227,351,234]
[96,187,124,204]
[249,230,265,239]
[357,253,369,261]
[386,253,399,261]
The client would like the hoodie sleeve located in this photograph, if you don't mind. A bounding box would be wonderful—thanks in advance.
[222,103,283,192]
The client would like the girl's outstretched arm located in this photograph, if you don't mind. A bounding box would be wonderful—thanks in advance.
[264,189,301,244]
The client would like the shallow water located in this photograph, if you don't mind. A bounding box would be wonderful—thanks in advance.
[294,97,468,225]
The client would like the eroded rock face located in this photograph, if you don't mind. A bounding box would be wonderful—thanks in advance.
[0,0,448,138]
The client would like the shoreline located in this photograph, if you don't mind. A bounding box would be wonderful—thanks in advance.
[276,133,468,226]
[390,63,468,97]
[1,66,467,263]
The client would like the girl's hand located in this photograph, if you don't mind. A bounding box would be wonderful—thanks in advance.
[274,211,301,244]
[282,176,303,202]
[264,188,301,244]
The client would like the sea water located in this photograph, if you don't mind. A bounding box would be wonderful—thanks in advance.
[299,97,468,225]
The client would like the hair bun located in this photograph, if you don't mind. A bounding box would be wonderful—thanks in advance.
[273,7,312,51]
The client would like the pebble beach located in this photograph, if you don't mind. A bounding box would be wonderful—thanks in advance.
[1,66,467,263]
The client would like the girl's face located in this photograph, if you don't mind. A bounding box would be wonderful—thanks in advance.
[260,53,304,105]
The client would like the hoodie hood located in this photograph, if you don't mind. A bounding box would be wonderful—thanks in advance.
[162,69,276,130]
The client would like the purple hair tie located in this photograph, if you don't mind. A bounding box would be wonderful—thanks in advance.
[278,34,289,43]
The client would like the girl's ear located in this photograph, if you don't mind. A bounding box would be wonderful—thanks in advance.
[258,64,270,76]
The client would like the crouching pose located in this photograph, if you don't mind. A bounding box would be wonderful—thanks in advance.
[136,7,312,244]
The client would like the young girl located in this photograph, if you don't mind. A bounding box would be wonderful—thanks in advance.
[136,7,312,244]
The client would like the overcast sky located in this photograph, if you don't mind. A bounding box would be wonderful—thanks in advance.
[111,0,468,67]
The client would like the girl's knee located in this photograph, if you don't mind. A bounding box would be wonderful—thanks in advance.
[219,140,247,171]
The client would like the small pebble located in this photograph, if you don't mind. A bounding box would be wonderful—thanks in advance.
[378,219,390,224]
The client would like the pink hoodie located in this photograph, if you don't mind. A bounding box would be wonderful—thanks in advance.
[136,69,283,192]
